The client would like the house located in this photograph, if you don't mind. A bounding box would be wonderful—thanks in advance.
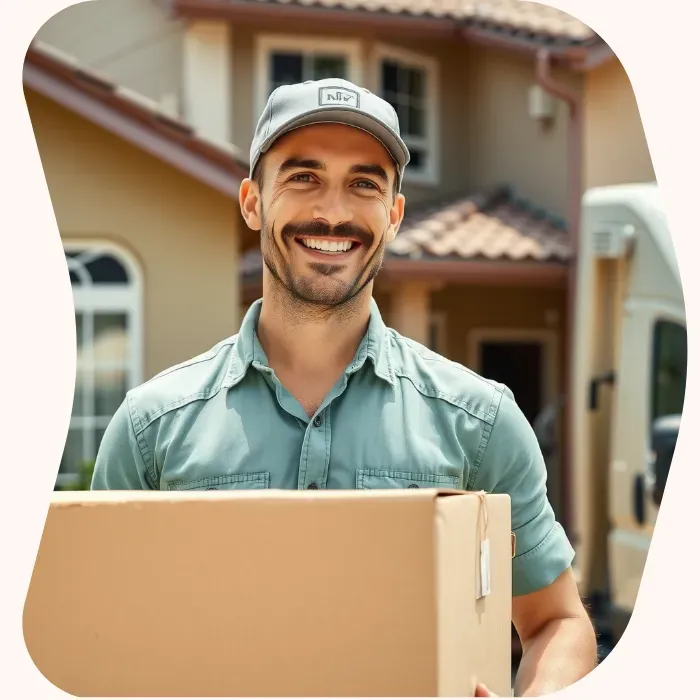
[27,0,655,522]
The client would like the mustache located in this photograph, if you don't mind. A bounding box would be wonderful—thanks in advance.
[280,220,375,247]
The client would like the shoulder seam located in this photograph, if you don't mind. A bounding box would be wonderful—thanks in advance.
[393,368,498,425]
[129,337,238,433]
[390,334,500,425]
[466,383,506,490]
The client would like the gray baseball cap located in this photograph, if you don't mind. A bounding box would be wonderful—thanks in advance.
[249,78,411,190]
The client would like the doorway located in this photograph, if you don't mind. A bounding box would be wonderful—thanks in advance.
[468,329,561,514]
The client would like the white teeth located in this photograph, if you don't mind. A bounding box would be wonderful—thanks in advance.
[301,238,353,253]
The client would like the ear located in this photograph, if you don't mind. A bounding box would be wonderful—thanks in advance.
[384,192,405,245]
[239,178,262,231]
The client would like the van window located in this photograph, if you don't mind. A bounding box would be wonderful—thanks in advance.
[651,320,687,422]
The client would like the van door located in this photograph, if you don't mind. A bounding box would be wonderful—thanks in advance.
[607,301,686,633]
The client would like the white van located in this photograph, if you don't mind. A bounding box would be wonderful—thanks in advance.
[571,182,686,647]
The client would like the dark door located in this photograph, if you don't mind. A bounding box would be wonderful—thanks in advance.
[479,342,543,426]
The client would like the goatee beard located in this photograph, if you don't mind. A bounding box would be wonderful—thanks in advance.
[260,216,386,313]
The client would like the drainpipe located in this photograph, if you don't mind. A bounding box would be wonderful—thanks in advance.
[535,49,582,544]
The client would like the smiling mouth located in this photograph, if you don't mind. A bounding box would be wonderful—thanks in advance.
[294,237,361,255]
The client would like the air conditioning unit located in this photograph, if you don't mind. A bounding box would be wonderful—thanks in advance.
[592,223,636,259]
[528,84,557,121]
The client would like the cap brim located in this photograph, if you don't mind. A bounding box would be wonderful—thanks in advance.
[259,108,410,174]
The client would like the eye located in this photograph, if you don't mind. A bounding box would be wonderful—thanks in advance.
[289,173,315,183]
[352,179,380,190]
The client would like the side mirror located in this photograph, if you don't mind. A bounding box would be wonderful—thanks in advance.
[650,414,682,508]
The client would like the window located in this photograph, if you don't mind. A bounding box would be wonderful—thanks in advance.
[374,45,438,184]
[255,35,363,117]
[428,312,447,355]
[651,320,687,423]
[60,244,142,488]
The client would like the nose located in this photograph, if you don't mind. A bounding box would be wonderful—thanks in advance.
[311,187,353,228]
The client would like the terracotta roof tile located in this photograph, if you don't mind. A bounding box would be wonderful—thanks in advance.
[388,184,571,261]
[204,0,595,42]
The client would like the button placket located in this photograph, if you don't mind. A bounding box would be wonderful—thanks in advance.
[298,409,330,490]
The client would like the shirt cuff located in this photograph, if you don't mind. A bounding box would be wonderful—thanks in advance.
[512,522,575,596]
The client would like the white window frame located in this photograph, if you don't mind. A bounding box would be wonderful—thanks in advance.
[370,43,440,186]
[254,34,364,123]
[61,240,144,487]
[467,328,559,410]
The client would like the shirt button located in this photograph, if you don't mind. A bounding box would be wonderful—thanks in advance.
[313,415,323,428]
[307,482,318,490]
[408,483,420,489]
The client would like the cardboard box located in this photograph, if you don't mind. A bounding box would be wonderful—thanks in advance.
[24,489,512,697]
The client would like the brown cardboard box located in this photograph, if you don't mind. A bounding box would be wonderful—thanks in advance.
[24,489,512,697]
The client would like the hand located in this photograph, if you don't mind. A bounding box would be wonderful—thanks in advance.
[475,682,499,697]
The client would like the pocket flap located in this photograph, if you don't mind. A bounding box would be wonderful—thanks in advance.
[356,468,460,490]
[166,472,270,491]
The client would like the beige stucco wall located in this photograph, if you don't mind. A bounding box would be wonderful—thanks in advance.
[583,56,656,188]
[34,0,184,108]
[25,89,240,380]
[460,44,580,221]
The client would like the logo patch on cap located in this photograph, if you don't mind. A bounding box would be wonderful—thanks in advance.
[319,86,360,108]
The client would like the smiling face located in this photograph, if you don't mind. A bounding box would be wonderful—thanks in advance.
[240,123,405,309]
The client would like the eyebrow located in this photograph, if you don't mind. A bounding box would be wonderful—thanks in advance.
[277,158,325,176]
[349,164,389,185]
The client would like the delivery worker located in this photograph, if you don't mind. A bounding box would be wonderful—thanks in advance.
[91,78,597,696]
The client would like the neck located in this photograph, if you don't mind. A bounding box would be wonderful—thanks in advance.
[256,275,373,375]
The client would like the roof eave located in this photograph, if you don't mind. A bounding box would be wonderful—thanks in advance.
[170,0,613,70]
[23,48,247,197]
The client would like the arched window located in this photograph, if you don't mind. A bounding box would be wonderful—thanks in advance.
[59,243,143,488]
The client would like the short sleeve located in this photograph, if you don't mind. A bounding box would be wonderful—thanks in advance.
[471,386,575,596]
[91,395,155,490]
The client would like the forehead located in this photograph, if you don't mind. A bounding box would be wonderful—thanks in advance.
[264,123,394,168]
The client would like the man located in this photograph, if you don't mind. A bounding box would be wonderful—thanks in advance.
[92,78,597,696]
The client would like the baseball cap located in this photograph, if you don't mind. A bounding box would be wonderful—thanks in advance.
[249,78,411,190]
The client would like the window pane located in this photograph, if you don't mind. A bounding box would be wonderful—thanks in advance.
[406,148,425,170]
[60,428,83,475]
[652,321,687,421]
[95,426,107,457]
[382,61,399,93]
[407,105,425,137]
[395,103,409,131]
[85,254,129,284]
[93,313,129,365]
[408,68,425,99]
[73,369,87,417]
[69,269,81,285]
[271,52,303,91]
[312,55,346,80]
[76,313,84,353]
[95,369,127,416]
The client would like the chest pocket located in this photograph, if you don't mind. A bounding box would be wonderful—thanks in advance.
[356,468,460,490]
[166,472,270,491]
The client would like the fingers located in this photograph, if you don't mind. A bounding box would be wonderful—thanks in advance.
[475,682,498,697]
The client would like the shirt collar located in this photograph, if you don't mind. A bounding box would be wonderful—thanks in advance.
[225,297,395,388]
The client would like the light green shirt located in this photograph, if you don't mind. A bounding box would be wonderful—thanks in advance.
[92,297,575,596]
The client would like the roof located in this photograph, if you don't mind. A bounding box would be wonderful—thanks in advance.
[391,184,571,262]
[240,184,572,286]
[23,42,249,197]
[173,0,602,50]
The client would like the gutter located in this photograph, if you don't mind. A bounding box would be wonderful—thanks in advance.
[170,0,614,69]
[535,49,582,542]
